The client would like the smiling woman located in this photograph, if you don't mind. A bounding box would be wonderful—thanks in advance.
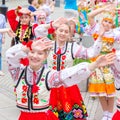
[86,3,120,120]
[6,7,34,46]
[46,21,104,119]
[5,36,117,120]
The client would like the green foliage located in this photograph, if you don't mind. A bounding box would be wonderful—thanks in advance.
[73,58,91,66]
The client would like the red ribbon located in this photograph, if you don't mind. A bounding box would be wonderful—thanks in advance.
[32,71,40,93]
[20,57,29,66]
[56,48,61,55]
[22,41,33,50]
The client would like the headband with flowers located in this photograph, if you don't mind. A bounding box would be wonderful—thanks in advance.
[16,7,31,17]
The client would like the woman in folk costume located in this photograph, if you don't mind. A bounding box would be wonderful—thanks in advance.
[76,0,89,36]
[32,10,47,38]
[6,7,34,46]
[5,37,116,120]
[64,0,79,19]
[86,3,120,120]
[46,18,105,119]
[33,15,69,41]
[32,10,54,40]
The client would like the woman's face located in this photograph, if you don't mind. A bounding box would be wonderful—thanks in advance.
[28,45,46,71]
[37,15,46,24]
[20,14,31,25]
[32,0,38,6]
[55,24,70,42]
[102,19,113,31]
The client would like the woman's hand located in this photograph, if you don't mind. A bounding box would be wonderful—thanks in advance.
[89,52,116,71]
[53,17,68,28]
[96,52,116,67]
[7,28,16,37]
[32,37,53,51]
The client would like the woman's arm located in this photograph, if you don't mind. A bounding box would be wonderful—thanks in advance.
[0,28,16,37]
[0,28,10,33]
[74,36,102,59]
[6,9,19,31]
[6,44,28,80]
[48,53,115,88]
[88,4,113,26]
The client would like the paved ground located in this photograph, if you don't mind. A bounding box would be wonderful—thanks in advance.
[0,0,119,120]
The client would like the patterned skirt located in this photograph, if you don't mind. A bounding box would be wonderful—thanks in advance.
[49,85,88,120]
[19,110,58,120]
[88,66,116,97]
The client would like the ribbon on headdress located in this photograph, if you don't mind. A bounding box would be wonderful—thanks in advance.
[115,1,120,27]
[47,21,55,40]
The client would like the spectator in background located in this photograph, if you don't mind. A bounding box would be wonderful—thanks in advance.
[0,13,6,76]
[38,0,55,23]
[28,0,38,22]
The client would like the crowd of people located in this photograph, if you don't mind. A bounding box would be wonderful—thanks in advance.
[1,0,120,120]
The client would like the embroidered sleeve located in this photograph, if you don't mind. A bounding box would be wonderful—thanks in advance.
[6,44,27,81]
[48,62,91,88]
[111,50,120,90]
[6,9,18,31]
[113,28,120,42]
[73,37,102,59]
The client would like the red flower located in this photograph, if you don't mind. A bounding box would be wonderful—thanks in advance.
[52,66,57,70]
[22,93,26,96]
[48,27,55,34]
[33,98,39,104]
[61,66,65,70]
[112,48,116,53]
[61,61,64,65]
[32,85,39,93]
[21,98,27,103]
[20,57,29,66]
[22,85,28,92]
[62,55,66,60]
[56,48,61,55]
[53,54,57,59]
[22,41,33,50]
[26,41,33,50]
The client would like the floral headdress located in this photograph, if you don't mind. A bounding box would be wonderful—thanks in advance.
[102,11,115,24]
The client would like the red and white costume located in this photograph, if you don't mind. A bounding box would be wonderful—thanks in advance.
[6,44,93,120]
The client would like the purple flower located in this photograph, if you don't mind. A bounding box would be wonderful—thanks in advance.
[73,109,83,118]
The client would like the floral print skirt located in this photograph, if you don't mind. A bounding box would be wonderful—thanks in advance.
[88,66,116,97]
[49,85,88,120]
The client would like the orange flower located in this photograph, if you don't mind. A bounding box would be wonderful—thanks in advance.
[53,61,57,65]
[92,33,99,40]
[102,37,114,43]
[53,54,57,59]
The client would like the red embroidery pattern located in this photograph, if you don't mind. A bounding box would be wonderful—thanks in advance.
[21,85,28,103]
[52,54,66,70]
